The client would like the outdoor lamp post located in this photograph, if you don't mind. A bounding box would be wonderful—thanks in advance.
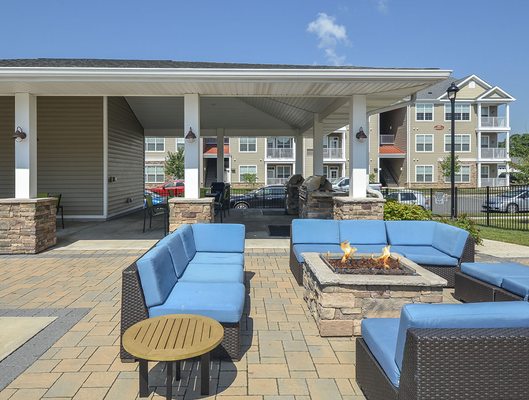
[446,82,460,219]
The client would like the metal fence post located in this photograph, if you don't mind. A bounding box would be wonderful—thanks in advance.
[454,186,458,218]
[429,188,433,211]
[486,186,490,227]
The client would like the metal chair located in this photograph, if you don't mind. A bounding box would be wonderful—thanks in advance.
[143,194,168,235]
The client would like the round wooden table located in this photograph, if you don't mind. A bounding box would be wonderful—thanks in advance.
[122,314,224,398]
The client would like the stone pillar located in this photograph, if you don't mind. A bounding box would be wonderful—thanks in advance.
[168,197,214,231]
[0,198,56,254]
[333,197,385,220]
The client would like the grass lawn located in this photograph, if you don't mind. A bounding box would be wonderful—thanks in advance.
[478,226,529,247]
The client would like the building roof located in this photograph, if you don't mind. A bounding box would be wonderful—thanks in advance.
[203,144,230,156]
[379,145,405,154]
[415,76,467,100]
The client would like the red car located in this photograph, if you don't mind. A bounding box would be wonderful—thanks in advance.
[149,180,185,197]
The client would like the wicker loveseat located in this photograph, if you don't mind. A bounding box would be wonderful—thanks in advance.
[120,223,246,362]
[290,219,475,287]
[357,301,529,400]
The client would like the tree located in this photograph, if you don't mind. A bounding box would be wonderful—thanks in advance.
[165,149,184,179]
[439,154,461,179]
[509,134,529,184]
[241,173,257,186]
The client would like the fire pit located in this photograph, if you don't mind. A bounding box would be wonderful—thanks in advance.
[303,242,447,337]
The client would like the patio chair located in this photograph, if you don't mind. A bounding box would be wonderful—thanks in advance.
[143,194,168,235]
[37,192,65,229]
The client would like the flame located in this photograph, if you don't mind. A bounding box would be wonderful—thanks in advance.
[377,245,391,269]
[340,240,357,263]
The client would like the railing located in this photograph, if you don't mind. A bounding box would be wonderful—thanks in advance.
[480,148,507,159]
[481,116,506,128]
[380,134,395,145]
[266,148,294,159]
[323,147,343,159]
[481,178,508,187]
[266,177,289,185]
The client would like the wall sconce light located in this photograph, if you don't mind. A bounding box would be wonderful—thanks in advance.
[13,126,27,142]
[355,127,367,143]
[185,127,197,143]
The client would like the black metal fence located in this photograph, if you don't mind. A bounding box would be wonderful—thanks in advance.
[227,187,286,209]
[382,185,529,231]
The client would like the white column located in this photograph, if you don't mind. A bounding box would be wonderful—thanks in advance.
[295,134,304,175]
[14,93,37,198]
[216,128,225,182]
[477,162,482,187]
[477,102,482,130]
[184,94,200,199]
[506,131,510,158]
[477,131,482,160]
[348,95,368,198]
[312,114,324,175]
[103,96,108,218]
[506,104,510,128]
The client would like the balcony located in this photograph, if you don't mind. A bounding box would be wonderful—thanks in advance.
[323,148,343,159]
[481,116,507,128]
[380,134,394,145]
[481,177,508,187]
[480,148,507,159]
[266,148,294,159]
[266,177,288,185]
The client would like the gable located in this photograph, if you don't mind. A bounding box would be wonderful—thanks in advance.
[478,86,515,101]
[455,79,489,99]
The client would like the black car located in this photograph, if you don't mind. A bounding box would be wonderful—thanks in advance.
[230,185,286,209]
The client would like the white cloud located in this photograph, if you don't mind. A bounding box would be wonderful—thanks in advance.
[307,13,349,66]
[375,0,389,14]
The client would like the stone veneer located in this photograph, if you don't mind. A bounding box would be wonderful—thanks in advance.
[299,191,347,219]
[303,252,446,336]
[333,197,385,220]
[0,198,57,254]
[168,197,214,231]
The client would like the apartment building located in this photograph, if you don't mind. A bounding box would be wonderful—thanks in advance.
[369,74,514,188]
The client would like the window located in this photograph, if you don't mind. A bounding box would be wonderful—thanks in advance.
[444,134,471,152]
[239,165,257,181]
[416,134,433,152]
[239,137,257,152]
[480,136,490,148]
[323,165,340,180]
[145,137,165,152]
[445,165,471,183]
[481,165,490,179]
[276,165,291,178]
[445,103,471,121]
[176,138,185,152]
[145,165,165,183]
[416,165,433,182]
[416,103,433,121]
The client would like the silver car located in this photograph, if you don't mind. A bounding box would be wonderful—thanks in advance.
[482,188,529,213]
[332,177,382,193]
[385,191,430,209]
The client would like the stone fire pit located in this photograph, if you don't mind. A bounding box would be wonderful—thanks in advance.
[303,252,447,336]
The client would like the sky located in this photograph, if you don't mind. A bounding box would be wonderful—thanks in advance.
[1,0,528,133]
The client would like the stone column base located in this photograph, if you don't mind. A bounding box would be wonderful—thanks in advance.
[169,197,215,231]
[333,197,385,220]
[0,198,57,254]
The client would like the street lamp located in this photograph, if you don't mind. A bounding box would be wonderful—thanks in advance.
[446,82,460,219]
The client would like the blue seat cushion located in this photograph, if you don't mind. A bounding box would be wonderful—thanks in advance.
[432,223,469,259]
[137,245,177,308]
[362,318,400,387]
[149,282,245,323]
[501,277,529,299]
[179,263,244,283]
[385,221,436,246]
[156,233,189,278]
[190,252,244,266]
[354,244,389,255]
[461,262,529,287]
[293,244,343,263]
[292,219,340,245]
[192,224,245,253]
[395,302,529,370]
[179,225,197,261]
[390,245,459,266]
[339,220,388,245]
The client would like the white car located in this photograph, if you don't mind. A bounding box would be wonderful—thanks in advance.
[385,191,430,209]
[332,177,382,193]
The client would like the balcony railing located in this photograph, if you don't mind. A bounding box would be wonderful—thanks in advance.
[380,134,395,145]
[266,148,294,159]
[323,148,343,159]
[266,177,289,185]
[480,147,507,159]
[481,116,506,128]
[481,177,508,187]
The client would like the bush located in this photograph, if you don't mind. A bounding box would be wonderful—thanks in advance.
[435,214,483,245]
[384,200,432,221]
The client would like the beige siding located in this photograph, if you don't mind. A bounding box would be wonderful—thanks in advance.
[230,137,266,183]
[0,97,15,198]
[37,97,104,216]
[368,115,379,175]
[457,81,488,99]
[108,97,144,217]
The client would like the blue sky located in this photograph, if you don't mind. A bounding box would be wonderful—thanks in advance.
[1,0,528,132]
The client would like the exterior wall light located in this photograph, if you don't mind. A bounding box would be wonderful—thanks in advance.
[185,127,197,143]
[355,127,367,143]
[13,126,27,142]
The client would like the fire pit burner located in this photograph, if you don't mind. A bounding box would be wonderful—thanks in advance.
[321,254,415,275]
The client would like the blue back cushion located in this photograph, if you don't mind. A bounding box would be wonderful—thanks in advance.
[192,223,245,252]
[432,223,469,258]
[179,225,197,260]
[385,221,436,246]
[339,220,387,245]
[291,219,340,244]
[395,302,529,370]
[136,245,177,308]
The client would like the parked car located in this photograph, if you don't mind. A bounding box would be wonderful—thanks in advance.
[385,190,430,209]
[149,180,185,197]
[332,177,382,193]
[144,190,165,206]
[230,185,286,209]
[482,188,529,213]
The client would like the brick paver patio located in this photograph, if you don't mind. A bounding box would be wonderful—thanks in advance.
[0,244,527,399]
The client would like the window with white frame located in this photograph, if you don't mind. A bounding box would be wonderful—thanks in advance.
[145,137,165,152]
[445,165,471,183]
[444,134,471,152]
[239,137,257,152]
[415,134,433,152]
[480,165,490,179]
[239,165,257,180]
[416,103,434,121]
[323,165,340,180]
[145,165,165,183]
[444,103,471,121]
[415,165,433,182]
[175,138,185,152]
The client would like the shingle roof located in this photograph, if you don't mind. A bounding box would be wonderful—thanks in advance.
[0,58,440,70]
[415,76,468,100]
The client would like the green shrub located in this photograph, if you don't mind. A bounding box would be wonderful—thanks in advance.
[384,200,432,221]
[435,214,483,245]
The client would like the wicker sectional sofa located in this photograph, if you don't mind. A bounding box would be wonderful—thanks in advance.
[120,223,246,362]
[290,219,475,287]
[356,301,529,400]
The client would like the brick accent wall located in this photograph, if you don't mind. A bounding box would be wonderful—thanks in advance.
[168,198,214,231]
[333,197,385,220]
